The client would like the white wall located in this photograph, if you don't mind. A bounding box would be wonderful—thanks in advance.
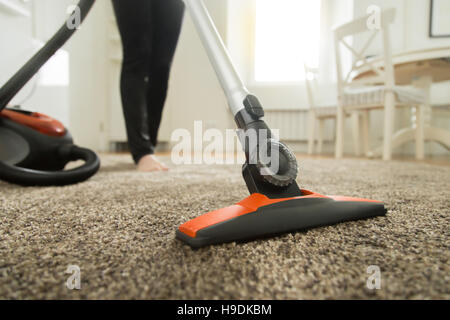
[353,0,450,54]
[0,1,33,85]
[158,0,234,151]
[0,0,74,127]
[68,0,109,151]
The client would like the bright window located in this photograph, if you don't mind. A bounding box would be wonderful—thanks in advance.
[254,0,322,82]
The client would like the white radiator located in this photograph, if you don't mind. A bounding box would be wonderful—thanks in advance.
[263,109,308,141]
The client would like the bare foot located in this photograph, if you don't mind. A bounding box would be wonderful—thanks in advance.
[137,155,169,172]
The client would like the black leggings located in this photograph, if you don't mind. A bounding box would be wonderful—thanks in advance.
[112,0,185,163]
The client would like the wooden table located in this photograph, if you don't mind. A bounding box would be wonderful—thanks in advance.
[353,46,450,159]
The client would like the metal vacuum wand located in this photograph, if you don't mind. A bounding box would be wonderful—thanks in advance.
[184,0,300,196]
[184,0,250,116]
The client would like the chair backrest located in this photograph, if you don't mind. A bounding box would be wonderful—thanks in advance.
[333,8,396,99]
[304,64,319,111]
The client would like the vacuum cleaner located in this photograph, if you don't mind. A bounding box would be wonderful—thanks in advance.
[0,0,99,186]
[176,0,387,247]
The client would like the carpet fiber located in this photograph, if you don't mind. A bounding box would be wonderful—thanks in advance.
[0,154,449,299]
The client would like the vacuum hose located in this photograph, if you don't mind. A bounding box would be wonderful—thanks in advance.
[0,144,100,186]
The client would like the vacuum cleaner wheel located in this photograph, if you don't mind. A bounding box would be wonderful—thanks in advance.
[256,139,298,187]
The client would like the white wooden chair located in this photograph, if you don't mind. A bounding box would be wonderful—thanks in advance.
[305,65,359,155]
[333,8,429,160]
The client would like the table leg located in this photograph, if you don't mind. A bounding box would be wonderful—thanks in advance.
[415,105,425,160]
[335,105,345,159]
[383,91,396,160]
[307,110,315,155]
[351,112,361,156]
[413,76,432,160]
[361,110,370,156]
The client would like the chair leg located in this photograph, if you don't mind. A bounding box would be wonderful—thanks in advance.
[361,110,370,156]
[335,106,345,158]
[383,92,395,160]
[412,75,431,160]
[351,112,361,156]
[415,105,425,160]
[307,111,315,155]
[317,119,325,154]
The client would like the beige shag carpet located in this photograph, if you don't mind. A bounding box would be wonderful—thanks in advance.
[0,154,449,299]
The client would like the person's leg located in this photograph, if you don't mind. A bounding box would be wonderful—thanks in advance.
[146,0,185,148]
[138,0,185,172]
[111,0,157,166]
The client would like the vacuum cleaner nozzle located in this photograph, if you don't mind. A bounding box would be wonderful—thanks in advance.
[175,3,386,248]
[176,122,386,248]
[177,190,386,248]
